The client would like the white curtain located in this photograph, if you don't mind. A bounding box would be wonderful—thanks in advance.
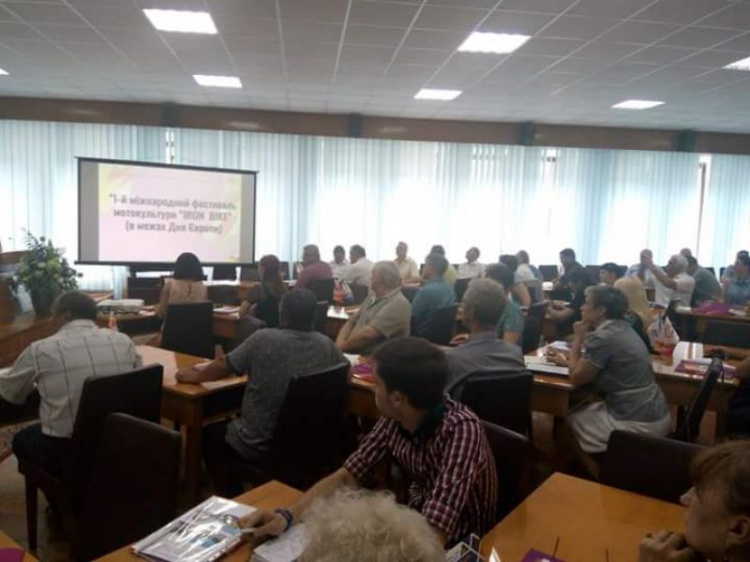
[698,154,750,268]
[2,119,747,293]
[0,120,167,292]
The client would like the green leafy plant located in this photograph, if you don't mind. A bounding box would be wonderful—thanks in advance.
[8,232,79,315]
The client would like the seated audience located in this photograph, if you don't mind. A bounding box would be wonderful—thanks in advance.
[239,254,288,327]
[344,245,374,288]
[686,255,721,306]
[2,292,141,475]
[411,254,456,338]
[554,248,584,290]
[429,245,458,286]
[499,254,532,307]
[393,241,420,284]
[336,261,410,354]
[176,289,345,496]
[458,247,484,279]
[548,268,595,333]
[638,440,750,562]
[446,278,525,391]
[296,244,333,289]
[515,250,541,281]
[613,276,653,351]
[155,252,207,318]
[721,250,748,286]
[298,489,445,562]
[724,253,750,306]
[645,253,695,308]
[599,262,623,286]
[485,263,525,346]
[329,245,349,281]
[240,338,498,546]
[626,249,659,290]
[680,247,693,259]
[547,286,670,454]
[728,356,750,436]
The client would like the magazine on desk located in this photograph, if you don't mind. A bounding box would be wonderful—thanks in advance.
[131,496,255,562]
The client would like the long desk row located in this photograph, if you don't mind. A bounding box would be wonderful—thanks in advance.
[96,472,686,562]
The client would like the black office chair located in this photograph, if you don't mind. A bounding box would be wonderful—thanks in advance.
[482,421,533,519]
[161,301,215,358]
[703,320,750,349]
[292,261,302,280]
[207,285,239,306]
[539,265,558,282]
[451,370,533,435]
[239,264,261,282]
[673,357,723,442]
[526,300,548,320]
[454,278,471,303]
[18,365,164,550]
[720,267,726,279]
[413,304,458,345]
[212,265,237,281]
[279,261,291,280]
[585,265,601,284]
[240,363,350,489]
[309,278,335,304]
[600,431,702,505]
[349,283,369,305]
[72,413,180,560]
[313,301,329,334]
[705,266,716,278]
[521,316,543,354]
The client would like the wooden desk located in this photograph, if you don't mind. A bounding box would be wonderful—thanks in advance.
[480,473,685,561]
[96,480,303,562]
[0,529,38,561]
[137,346,247,506]
[676,307,750,340]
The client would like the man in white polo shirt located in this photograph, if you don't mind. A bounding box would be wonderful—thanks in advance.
[0,291,140,475]
[645,253,695,308]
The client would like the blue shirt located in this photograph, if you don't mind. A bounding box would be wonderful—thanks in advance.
[726,277,750,306]
[411,278,456,337]
[497,298,525,341]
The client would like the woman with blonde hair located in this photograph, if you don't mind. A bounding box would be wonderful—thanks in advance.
[614,276,653,351]
[298,489,445,562]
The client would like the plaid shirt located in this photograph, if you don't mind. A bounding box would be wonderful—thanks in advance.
[344,397,497,543]
[0,320,141,438]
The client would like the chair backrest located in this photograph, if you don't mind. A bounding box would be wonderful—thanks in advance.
[309,278,335,304]
[601,430,702,504]
[452,370,533,435]
[279,261,291,280]
[454,278,471,303]
[349,283,369,305]
[292,261,302,280]
[212,265,237,281]
[703,320,750,349]
[267,362,350,489]
[720,266,726,279]
[674,358,723,442]
[482,421,531,520]
[521,316,542,354]
[313,301,329,334]
[207,285,240,306]
[161,301,215,358]
[526,300,548,320]
[584,265,600,284]
[73,413,180,560]
[539,265,558,282]
[705,266,716,278]
[239,264,261,282]
[67,365,164,511]
[416,304,458,345]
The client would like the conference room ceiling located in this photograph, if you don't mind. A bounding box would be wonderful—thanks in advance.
[1,0,750,133]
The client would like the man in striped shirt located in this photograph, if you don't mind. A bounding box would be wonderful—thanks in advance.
[240,337,498,547]
[0,291,141,475]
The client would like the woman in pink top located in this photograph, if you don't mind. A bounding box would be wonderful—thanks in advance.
[155,252,208,318]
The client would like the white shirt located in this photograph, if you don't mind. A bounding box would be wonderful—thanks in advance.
[329,259,350,281]
[516,264,536,282]
[625,264,659,289]
[0,320,142,438]
[344,258,374,288]
[457,262,485,279]
[655,272,695,308]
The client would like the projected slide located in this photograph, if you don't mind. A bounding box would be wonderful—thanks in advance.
[78,159,256,265]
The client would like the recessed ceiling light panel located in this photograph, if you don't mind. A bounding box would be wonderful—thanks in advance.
[725,56,750,71]
[414,88,462,101]
[144,9,217,34]
[458,32,530,54]
[193,75,242,88]
[0,68,8,75]
[612,100,664,110]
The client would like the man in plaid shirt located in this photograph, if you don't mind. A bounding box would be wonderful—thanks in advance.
[241,337,498,547]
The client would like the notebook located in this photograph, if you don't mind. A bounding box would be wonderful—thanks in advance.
[132,496,255,562]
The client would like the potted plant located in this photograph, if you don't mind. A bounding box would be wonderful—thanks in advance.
[8,232,79,316]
